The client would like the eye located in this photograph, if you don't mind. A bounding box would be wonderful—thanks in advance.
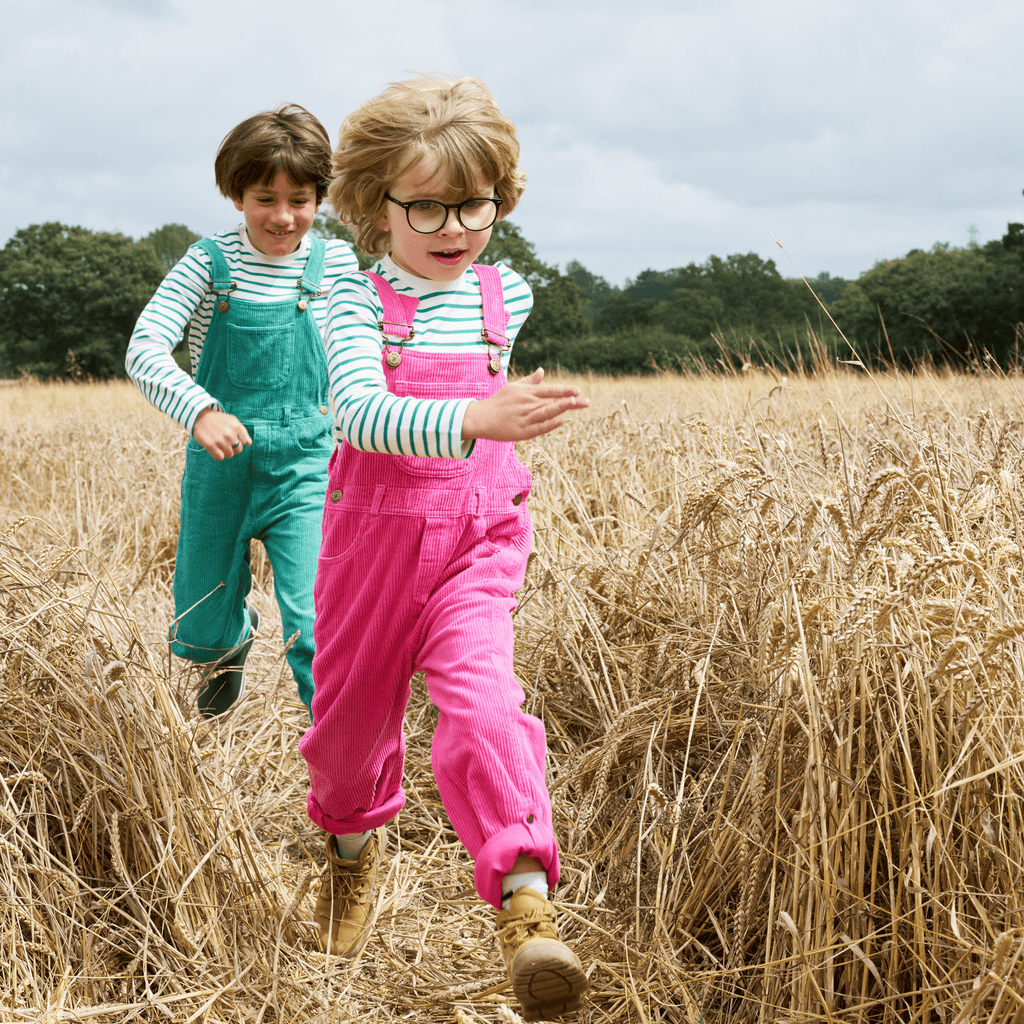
[412,201,440,213]
[462,199,489,211]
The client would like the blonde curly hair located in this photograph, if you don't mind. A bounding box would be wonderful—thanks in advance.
[327,77,526,257]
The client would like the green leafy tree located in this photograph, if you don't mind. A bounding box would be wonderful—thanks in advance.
[512,325,701,376]
[831,240,1024,366]
[804,271,849,306]
[142,223,202,271]
[310,211,375,269]
[564,260,618,322]
[476,222,589,345]
[650,288,725,338]
[478,221,555,287]
[1001,222,1024,257]
[697,252,816,329]
[517,275,589,348]
[595,268,677,332]
[596,293,647,332]
[595,253,822,339]
[981,222,1024,263]
[0,223,166,379]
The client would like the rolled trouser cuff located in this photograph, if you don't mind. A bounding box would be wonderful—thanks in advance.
[475,822,561,910]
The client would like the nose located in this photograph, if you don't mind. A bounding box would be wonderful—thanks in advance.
[271,202,294,226]
[436,206,464,233]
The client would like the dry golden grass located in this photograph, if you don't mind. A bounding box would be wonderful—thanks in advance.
[3,366,1024,1023]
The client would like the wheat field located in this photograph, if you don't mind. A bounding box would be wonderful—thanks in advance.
[2,365,1024,1023]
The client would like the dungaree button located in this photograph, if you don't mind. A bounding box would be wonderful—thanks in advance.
[512,493,523,506]
[526,814,535,823]
[330,490,343,503]
[320,405,329,415]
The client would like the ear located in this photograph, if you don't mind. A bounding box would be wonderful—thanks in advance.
[233,197,245,213]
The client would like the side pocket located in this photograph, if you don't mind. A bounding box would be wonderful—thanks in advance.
[318,504,364,563]
[295,416,334,453]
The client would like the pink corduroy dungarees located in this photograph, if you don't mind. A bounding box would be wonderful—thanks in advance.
[300,265,560,909]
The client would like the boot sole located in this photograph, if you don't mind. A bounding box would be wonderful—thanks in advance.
[511,953,590,1021]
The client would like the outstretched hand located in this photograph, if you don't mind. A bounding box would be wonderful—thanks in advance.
[192,407,252,460]
[461,368,589,442]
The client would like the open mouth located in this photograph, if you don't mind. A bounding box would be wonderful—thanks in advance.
[431,249,467,263]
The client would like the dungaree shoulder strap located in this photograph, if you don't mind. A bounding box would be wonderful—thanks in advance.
[299,237,326,294]
[195,237,233,293]
[364,265,510,341]
[365,272,420,339]
[195,236,326,304]
[471,263,512,344]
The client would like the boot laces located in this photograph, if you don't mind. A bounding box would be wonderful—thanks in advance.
[323,855,374,902]
[498,904,559,947]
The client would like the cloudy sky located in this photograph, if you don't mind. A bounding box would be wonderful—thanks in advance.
[4,0,1024,286]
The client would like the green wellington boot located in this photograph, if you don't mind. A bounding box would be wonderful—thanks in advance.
[197,602,260,718]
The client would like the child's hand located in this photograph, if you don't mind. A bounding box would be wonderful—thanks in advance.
[192,407,252,460]
[461,368,589,442]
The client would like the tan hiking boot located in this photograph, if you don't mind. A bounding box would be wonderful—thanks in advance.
[313,830,382,957]
[496,887,589,1021]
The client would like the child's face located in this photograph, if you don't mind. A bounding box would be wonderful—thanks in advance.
[380,157,495,281]
[234,171,319,256]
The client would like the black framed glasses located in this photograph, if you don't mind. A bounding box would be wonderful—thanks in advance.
[385,194,502,234]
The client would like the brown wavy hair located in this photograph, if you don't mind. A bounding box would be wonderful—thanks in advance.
[327,77,526,257]
[215,103,332,203]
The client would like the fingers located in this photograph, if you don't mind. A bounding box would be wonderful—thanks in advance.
[515,371,582,401]
[529,385,585,400]
[193,412,252,460]
[538,396,588,429]
[222,429,252,460]
[462,376,588,442]
[522,398,586,439]
[499,393,588,441]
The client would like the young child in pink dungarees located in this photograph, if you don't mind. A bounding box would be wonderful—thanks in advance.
[298,77,591,1020]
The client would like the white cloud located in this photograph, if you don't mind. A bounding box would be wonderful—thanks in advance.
[4,0,1024,285]
[513,137,746,281]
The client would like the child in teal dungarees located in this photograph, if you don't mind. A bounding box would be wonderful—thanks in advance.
[126,104,358,717]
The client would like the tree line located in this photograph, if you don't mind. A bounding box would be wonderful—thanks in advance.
[2,215,1023,379]
[490,223,1024,374]
[0,223,199,379]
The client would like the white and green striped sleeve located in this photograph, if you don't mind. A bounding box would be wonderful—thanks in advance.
[125,245,220,435]
[323,273,475,459]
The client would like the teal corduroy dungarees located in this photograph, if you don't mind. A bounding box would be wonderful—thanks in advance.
[170,236,331,713]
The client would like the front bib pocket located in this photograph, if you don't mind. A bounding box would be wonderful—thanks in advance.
[227,322,295,390]
[388,378,488,478]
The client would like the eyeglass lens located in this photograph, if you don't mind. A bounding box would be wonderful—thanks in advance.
[407,198,498,233]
